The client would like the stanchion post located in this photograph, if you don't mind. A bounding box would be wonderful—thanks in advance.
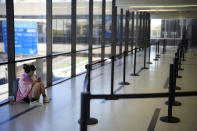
[130,48,139,76]
[182,45,186,61]
[157,41,160,58]
[143,45,148,69]
[78,64,98,125]
[119,51,130,85]
[172,59,182,105]
[147,44,152,64]
[164,39,166,53]
[153,42,158,61]
[160,64,180,123]
[163,39,166,54]
[111,56,115,95]
[174,57,182,90]
[165,59,182,105]
[86,64,91,92]
[178,46,184,71]
[175,53,182,78]
[80,92,89,131]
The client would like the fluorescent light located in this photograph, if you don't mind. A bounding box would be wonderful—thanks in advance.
[138,9,178,12]
[130,5,197,8]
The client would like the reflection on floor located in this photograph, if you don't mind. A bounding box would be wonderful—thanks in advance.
[0,46,197,131]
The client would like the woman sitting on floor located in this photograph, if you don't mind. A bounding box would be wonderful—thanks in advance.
[16,64,50,106]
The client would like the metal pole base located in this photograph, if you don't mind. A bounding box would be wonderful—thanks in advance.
[130,73,139,76]
[178,68,184,71]
[153,58,158,61]
[105,98,119,100]
[165,101,182,106]
[142,67,149,69]
[78,117,98,125]
[160,116,180,123]
[175,86,181,90]
[147,62,153,64]
[119,82,130,85]
[177,75,183,78]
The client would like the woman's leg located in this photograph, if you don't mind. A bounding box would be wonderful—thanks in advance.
[39,82,47,97]
[28,83,41,101]
[39,82,50,103]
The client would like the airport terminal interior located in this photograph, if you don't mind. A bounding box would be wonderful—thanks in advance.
[0,0,197,131]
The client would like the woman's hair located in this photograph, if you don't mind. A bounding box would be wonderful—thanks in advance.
[23,64,36,73]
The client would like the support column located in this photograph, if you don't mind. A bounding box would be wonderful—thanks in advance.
[119,9,123,55]
[71,0,76,77]
[131,11,134,51]
[101,0,106,64]
[88,0,93,64]
[125,10,129,55]
[111,0,117,57]
[6,0,16,96]
[46,0,53,86]
[136,12,139,47]
[139,12,142,48]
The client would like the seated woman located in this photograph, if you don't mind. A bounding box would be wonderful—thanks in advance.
[16,64,50,106]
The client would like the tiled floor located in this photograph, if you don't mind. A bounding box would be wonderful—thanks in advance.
[0,46,197,131]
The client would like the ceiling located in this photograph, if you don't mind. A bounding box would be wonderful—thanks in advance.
[116,0,197,18]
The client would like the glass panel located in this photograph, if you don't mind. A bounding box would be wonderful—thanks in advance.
[105,0,112,47]
[52,1,72,81]
[0,65,8,103]
[16,59,47,86]
[76,0,89,51]
[151,19,161,38]
[92,48,101,62]
[105,46,111,58]
[0,1,7,62]
[52,1,71,53]
[116,8,121,55]
[93,0,102,48]
[13,0,46,60]
[122,10,126,53]
[165,19,181,38]
[76,51,88,74]
[53,54,71,83]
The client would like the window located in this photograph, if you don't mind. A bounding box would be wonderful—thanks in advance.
[0,65,8,103]
[76,50,88,74]
[0,0,8,103]
[0,2,7,63]
[14,0,47,60]
[151,19,161,38]
[76,0,89,51]
[52,1,72,82]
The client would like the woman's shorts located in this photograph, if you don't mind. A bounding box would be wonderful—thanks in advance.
[23,96,30,103]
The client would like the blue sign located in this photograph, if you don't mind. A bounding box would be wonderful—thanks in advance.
[105,16,112,38]
[2,21,38,55]
[105,16,120,39]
